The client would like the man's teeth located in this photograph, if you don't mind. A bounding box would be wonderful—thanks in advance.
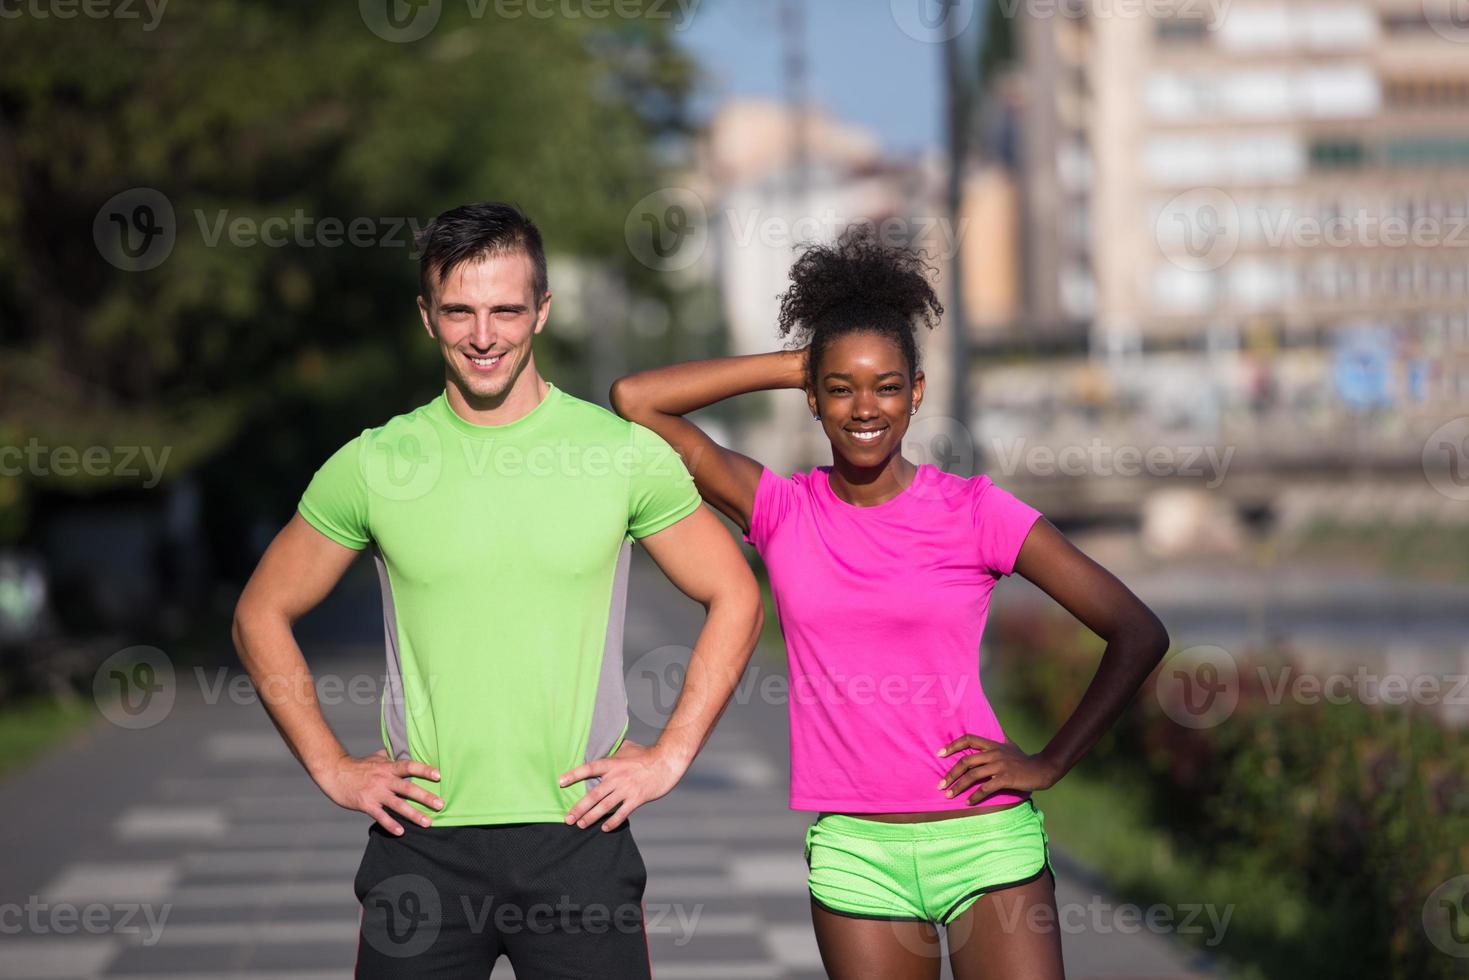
[469,354,502,368]
[851,430,883,441]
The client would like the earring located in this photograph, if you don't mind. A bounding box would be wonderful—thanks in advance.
[910,408,918,416]
[812,414,821,422]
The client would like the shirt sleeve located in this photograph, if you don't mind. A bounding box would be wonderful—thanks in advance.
[297,435,372,551]
[626,422,702,540]
[973,476,1043,577]
[742,466,796,551]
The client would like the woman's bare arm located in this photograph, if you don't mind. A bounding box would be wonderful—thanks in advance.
[610,349,807,534]
[1014,520,1170,777]
[937,520,1171,802]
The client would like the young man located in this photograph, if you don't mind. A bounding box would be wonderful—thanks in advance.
[232,202,763,978]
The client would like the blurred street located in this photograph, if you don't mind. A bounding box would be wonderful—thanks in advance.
[0,548,1217,980]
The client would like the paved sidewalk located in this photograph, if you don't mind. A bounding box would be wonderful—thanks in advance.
[0,551,1219,979]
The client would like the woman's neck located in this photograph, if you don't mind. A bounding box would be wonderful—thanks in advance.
[826,453,917,507]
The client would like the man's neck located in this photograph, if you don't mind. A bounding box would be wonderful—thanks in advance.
[445,366,549,427]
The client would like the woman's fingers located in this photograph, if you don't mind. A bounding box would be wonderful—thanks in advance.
[938,749,992,789]
[945,762,1004,798]
[937,733,1000,758]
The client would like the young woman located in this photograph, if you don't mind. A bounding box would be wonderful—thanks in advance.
[611,229,1169,980]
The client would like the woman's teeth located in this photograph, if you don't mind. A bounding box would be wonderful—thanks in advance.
[851,430,884,442]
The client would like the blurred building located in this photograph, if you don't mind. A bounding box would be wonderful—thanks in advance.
[997,0,1469,469]
[694,99,1021,474]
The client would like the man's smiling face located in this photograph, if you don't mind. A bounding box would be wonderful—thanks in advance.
[418,250,550,404]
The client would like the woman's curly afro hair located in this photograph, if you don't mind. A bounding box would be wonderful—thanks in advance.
[776,224,943,390]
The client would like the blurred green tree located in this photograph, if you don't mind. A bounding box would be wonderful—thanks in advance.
[0,0,698,565]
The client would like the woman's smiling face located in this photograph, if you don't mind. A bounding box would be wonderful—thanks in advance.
[808,331,924,467]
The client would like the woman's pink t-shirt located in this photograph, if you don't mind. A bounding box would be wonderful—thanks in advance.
[743,463,1043,813]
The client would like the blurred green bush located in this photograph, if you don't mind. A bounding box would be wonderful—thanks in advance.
[991,609,1469,979]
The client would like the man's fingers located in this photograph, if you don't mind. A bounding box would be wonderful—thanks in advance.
[388,797,432,828]
[558,760,610,788]
[396,780,446,811]
[600,796,639,832]
[576,791,623,830]
[368,805,405,837]
[393,759,441,781]
[565,782,613,825]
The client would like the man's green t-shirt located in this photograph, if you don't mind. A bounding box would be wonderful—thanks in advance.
[298,383,701,825]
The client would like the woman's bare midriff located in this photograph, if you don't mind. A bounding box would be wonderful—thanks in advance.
[821,799,1027,823]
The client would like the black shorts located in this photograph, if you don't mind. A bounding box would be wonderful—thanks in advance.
[352,817,651,979]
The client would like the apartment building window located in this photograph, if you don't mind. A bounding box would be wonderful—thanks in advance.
[1221,3,1376,49]
[1218,5,1292,50]
[1381,11,1435,33]
[1227,134,1306,183]
[1300,4,1377,49]
[1156,18,1208,42]
[1229,259,1295,308]
[1237,194,1291,246]
[1057,139,1093,192]
[1384,139,1469,167]
[1060,265,1096,319]
[1145,73,1214,119]
[1387,196,1469,223]
[1221,70,1292,119]
[1153,267,1217,312]
[1300,66,1380,118]
[1066,204,1091,247]
[1384,78,1469,107]
[1146,136,1220,184]
[1309,138,1368,169]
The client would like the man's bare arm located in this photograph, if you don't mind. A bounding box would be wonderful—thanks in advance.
[232,514,443,835]
[558,505,763,830]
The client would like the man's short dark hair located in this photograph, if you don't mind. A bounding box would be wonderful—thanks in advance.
[417,202,548,304]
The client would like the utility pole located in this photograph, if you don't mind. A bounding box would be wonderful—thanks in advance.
[781,0,809,204]
[943,0,977,468]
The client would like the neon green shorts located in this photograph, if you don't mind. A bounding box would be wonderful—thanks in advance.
[804,799,1054,924]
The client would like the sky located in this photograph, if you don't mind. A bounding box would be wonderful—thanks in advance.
[678,0,979,155]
